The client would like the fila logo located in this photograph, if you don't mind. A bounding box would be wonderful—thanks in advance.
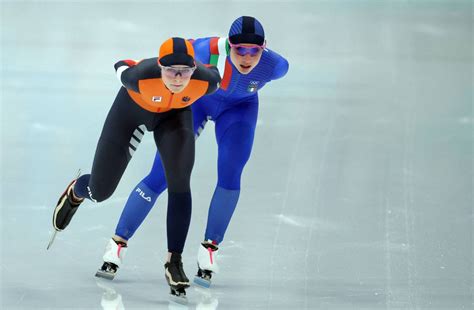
[135,187,152,202]
[152,96,162,102]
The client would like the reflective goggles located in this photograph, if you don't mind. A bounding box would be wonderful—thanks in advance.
[160,65,196,78]
[229,42,266,56]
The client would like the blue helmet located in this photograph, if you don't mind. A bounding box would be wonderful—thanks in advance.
[228,16,265,45]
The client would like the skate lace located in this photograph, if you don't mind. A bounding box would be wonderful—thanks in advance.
[207,247,214,264]
[117,244,123,258]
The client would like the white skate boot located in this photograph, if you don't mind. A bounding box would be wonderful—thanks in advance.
[95,238,128,280]
[194,240,219,288]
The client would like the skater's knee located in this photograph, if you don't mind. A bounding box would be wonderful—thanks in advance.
[216,164,245,190]
[218,122,254,165]
[164,154,193,192]
[167,176,191,193]
[90,192,111,203]
[217,178,241,190]
[215,122,254,190]
[142,174,167,193]
[216,154,248,190]
[218,122,254,149]
[159,128,194,193]
[74,175,112,202]
[87,185,114,202]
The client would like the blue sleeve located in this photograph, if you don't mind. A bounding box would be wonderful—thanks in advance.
[271,52,289,81]
[191,37,212,65]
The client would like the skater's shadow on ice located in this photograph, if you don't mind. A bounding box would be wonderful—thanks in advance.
[193,286,219,310]
[95,278,199,309]
[96,279,125,310]
[96,279,167,309]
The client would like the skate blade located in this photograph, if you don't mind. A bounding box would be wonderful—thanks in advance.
[194,276,211,288]
[46,230,59,250]
[169,293,188,306]
[95,270,116,280]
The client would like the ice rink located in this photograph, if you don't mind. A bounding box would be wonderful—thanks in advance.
[1,0,472,309]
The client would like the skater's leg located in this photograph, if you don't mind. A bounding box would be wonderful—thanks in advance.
[52,88,147,232]
[205,100,258,244]
[194,100,258,286]
[114,151,167,241]
[154,107,195,255]
[73,139,129,202]
[74,88,147,202]
[113,101,208,241]
[154,107,194,291]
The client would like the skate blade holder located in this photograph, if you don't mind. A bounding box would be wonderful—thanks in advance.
[95,262,118,280]
[95,270,116,280]
[169,287,188,305]
[194,276,211,288]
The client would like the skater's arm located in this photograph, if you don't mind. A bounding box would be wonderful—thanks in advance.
[269,51,289,81]
[192,61,221,95]
[114,59,140,92]
[191,37,213,65]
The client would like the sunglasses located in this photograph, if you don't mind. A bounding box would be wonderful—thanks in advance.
[160,65,196,78]
[229,42,266,56]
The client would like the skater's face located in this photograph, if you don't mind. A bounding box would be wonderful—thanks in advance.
[229,42,265,74]
[160,64,196,93]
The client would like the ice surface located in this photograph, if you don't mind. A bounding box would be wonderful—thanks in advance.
[1,1,472,309]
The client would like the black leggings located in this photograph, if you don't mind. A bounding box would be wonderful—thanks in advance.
[75,87,194,252]
[75,87,195,200]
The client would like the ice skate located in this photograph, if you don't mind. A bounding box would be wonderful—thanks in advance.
[95,238,128,280]
[165,253,189,304]
[47,175,84,249]
[194,241,219,288]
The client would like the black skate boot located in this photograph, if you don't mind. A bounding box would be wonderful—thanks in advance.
[53,179,84,231]
[165,253,189,303]
[47,179,84,249]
